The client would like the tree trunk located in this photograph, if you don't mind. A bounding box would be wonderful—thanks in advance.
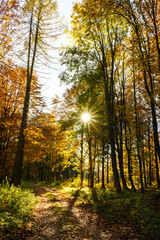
[141,131,147,187]
[103,56,121,193]
[87,125,93,188]
[123,77,136,191]
[133,70,144,193]
[11,4,40,185]
[92,135,97,186]
[106,143,109,184]
[115,116,128,190]
[11,81,31,185]
[148,123,152,186]
[102,138,105,188]
[80,125,84,187]
[97,161,100,184]
[125,126,136,191]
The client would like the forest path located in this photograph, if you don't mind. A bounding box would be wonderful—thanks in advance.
[24,184,141,240]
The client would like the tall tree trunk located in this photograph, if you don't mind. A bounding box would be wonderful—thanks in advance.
[125,125,136,191]
[148,122,152,186]
[123,76,136,191]
[106,143,109,184]
[87,125,93,188]
[141,131,147,187]
[155,147,160,188]
[108,100,121,192]
[133,69,144,193]
[103,56,121,193]
[11,3,40,185]
[97,161,100,184]
[102,138,105,188]
[92,136,97,187]
[115,116,128,190]
[11,81,31,185]
[151,0,160,72]
[80,124,84,187]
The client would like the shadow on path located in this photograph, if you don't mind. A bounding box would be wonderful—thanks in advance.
[24,185,143,240]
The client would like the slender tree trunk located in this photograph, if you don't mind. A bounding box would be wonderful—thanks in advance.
[155,146,160,188]
[152,1,160,71]
[123,76,136,191]
[108,101,121,192]
[125,126,136,191]
[11,4,40,185]
[80,124,84,187]
[106,143,109,184]
[148,123,152,186]
[87,125,93,188]
[150,101,160,166]
[97,161,100,184]
[102,138,105,188]
[141,131,147,187]
[92,136,97,187]
[133,70,144,193]
[115,116,128,190]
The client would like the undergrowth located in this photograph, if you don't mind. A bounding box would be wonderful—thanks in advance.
[0,180,38,240]
[57,183,160,240]
[35,178,160,239]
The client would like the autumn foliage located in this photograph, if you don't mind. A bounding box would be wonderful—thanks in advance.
[0,0,159,195]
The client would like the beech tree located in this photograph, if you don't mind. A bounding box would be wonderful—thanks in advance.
[0,0,20,60]
[58,0,160,190]
[60,0,128,192]
[0,60,44,182]
[114,0,160,187]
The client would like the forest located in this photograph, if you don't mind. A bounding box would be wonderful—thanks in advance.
[0,0,160,239]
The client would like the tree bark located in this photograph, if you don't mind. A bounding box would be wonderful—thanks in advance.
[11,3,40,185]
[133,69,144,193]
[80,124,84,188]
[87,125,93,188]
[102,138,105,188]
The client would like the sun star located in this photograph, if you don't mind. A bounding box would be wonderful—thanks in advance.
[81,112,91,123]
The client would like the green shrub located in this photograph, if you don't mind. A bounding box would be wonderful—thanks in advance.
[0,181,37,239]
[49,180,63,187]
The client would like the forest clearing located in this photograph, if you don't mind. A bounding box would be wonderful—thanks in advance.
[0,0,160,239]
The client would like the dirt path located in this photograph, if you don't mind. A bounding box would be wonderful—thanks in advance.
[24,185,142,240]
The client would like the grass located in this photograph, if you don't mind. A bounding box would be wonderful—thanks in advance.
[55,181,160,240]
[33,178,160,239]
[0,180,38,240]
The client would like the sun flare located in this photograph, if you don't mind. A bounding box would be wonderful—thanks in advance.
[81,112,91,123]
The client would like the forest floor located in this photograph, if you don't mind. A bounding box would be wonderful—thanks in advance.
[23,184,143,240]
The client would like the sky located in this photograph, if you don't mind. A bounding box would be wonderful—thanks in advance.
[39,0,80,108]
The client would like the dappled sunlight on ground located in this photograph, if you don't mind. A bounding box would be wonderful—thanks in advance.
[24,185,142,240]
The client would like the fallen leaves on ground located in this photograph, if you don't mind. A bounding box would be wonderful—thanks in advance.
[23,185,143,240]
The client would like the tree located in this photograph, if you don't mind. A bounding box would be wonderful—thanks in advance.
[114,0,160,187]
[62,0,126,192]
[0,60,44,181]
[11,0,63,185]
[0,0,20,60]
